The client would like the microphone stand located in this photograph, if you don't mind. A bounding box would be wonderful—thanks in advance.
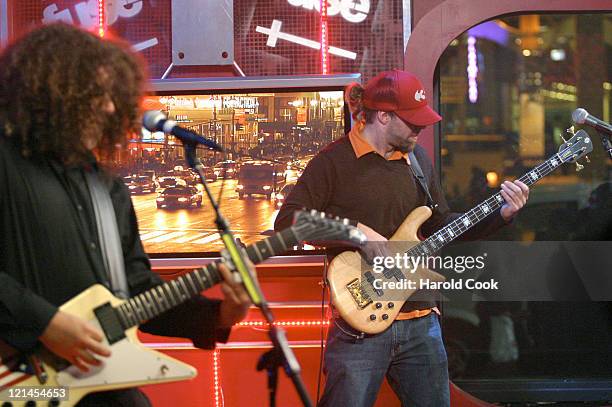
[182,143,313,407]
[597,130,612,161]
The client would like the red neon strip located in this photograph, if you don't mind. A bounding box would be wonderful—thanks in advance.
[98,0,105,37]
[237,320,330,327]
[213,349,221,407]
[320,0,329,74]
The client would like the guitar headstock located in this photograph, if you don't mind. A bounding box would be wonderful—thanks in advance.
[292,209,366,245]
[558,128,593,170]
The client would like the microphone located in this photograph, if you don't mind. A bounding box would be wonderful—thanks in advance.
[143,110,224,152]
[573,108,612,160]
[572,108,612,136]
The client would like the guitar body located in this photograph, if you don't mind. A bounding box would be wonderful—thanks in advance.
[0,210,366,406]
[0,284,196,407]
[328,206,446,334]
[327,130,595,335]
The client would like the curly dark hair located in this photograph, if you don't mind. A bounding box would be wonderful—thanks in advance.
[0,23,146,165]
[345,75,403,125]
[344,82,378,124]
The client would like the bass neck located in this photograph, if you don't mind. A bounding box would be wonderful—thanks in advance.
[408,151,567,258]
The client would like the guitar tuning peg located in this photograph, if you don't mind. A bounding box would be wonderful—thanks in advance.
[560,134,568,144]
[566,126,575,135]
[585,156,590,163]
[575,161,584,172]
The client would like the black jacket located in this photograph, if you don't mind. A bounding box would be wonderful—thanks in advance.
[0,138,228,352]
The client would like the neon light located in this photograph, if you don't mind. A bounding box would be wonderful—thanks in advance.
[213,349,221,407]
[43,1,144,28]
[97,0,105,37]
[320,0,329,74]
[255,20,357,60]
[288,0,370,24]
[132,38,159,52]
[237,320,330,327]
[467,36,478,103]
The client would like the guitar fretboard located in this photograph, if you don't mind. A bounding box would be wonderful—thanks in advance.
[407,152,566,258]
[114,226,301,329]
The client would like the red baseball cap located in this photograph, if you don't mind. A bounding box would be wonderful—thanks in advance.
[362,70,442,126]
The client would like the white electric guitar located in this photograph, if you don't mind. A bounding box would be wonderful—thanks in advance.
[0,210,366,407]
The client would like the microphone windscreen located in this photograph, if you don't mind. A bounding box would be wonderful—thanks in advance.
[572,108,589,124]
[143,110,166,132]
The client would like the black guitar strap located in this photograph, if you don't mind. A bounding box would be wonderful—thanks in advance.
[408,151,437,210]
[408,152,443,313]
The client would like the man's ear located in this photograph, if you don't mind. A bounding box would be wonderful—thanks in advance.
[376,110,392,126]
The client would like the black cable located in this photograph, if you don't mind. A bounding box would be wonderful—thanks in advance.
[215,159,229,208]
[316,255,329,405]
[185,145,227,208]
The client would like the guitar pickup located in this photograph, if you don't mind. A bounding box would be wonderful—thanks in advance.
[346,278,373,310]
[382,267,404,282]
[94,302,126,345]
[364,271,384,297]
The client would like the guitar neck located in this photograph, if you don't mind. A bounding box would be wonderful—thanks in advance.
[115,226,301,330]
[409,152,565,258]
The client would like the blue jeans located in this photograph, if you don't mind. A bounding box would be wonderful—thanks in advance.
[318,313,450,407]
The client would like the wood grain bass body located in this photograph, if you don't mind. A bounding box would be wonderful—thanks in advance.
[328,206,446,334]
[327,129,594,334]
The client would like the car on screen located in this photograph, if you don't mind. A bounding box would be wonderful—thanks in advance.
[200,166,218,182]
[213,160,238,179]
[123,175,156,194]
[156,185,203,209]
[156,176,186,190]
[174,167,218,184]
[172,169,201,186]
[236,160,285,200]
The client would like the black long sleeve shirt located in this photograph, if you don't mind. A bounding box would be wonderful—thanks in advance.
[275,136,507,311]
[0,138,228,352]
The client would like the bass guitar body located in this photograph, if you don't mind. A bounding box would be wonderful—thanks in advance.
[328,206,445,334]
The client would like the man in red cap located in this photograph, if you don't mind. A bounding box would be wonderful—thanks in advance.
[275,70,529,406]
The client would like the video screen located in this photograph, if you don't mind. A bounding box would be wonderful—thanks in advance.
[111,90,347,254]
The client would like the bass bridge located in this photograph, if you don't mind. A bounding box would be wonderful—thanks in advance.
[346,278,373,309]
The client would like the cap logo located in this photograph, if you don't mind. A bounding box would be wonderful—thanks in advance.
[414,89,426,102]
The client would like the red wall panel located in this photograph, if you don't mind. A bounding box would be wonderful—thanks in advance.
[139,260,489,406]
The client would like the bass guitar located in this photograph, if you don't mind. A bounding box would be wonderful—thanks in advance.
[328,129,593,334]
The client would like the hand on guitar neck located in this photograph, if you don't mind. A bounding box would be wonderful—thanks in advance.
[39,310,111,373]
[217,262,253,328]
[355,179,529,264]
[499,180,530,221]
